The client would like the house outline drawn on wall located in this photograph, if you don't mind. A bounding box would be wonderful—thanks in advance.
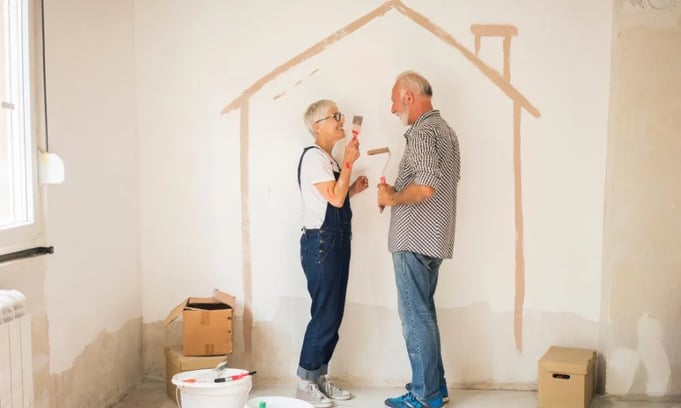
[221,0,541,353]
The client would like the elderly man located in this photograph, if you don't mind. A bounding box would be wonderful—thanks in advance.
[378,71,461,408]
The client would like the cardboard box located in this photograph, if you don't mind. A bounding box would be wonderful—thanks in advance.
[165,345,228,400]
[164,289,235,356]
[538,346,596,408]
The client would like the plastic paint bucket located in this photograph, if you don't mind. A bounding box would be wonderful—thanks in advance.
[171,368,252,408]
[245,396,314,408]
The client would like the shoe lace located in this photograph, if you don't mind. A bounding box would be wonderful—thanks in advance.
[320,377,343,395]
[307,384,327,400]
[402,392,424,408]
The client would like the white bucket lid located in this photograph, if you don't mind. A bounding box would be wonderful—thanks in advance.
[172,368,251,389]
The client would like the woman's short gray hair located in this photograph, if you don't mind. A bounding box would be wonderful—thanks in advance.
[395,71,433,97]
[303,99,337,136]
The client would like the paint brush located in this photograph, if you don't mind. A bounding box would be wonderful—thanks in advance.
[351,115,363,140]
[214,370,257,383]
[367,147,391,212]
[182,370,257,384]
[345,115,364,169]
[212,358,229,379]
[214,359,228,372]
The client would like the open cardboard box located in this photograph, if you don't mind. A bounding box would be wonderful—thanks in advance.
[164,289,236,356]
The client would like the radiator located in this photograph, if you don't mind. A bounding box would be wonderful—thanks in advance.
[0,290,33,408]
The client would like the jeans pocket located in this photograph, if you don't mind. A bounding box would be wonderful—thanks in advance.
[316,231,336,264]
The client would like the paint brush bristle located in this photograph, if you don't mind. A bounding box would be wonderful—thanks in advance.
[351,115,363,139]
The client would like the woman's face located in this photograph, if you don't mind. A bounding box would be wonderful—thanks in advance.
[315,107,345,142]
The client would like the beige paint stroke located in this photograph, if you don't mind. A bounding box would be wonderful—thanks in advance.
[471,24,518,82]
[394,3,539,117]
[221,0,540,353]
[222,1,395,114]
[513,102,526,351]
[240,102,253,352]
[274,70,321,102]
[273,91,286,100]
[472,24,528,350]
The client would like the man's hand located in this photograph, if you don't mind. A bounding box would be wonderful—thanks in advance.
[377,183,396,209]
[377,182,434,212]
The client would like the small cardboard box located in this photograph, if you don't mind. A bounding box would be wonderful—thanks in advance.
[164,289,235,356]
[165,345,227,400]
[538,346,596,408]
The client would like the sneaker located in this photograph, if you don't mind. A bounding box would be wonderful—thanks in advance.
[385,392,443,408]
[295,383,334,408]
[405,382,449,403]
[317,375,352,400]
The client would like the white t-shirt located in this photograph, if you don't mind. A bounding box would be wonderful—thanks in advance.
[299,145,340,229]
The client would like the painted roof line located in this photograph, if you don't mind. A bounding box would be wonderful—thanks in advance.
[222,0,540,118]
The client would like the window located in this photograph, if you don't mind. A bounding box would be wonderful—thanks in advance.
[0,0,43,253]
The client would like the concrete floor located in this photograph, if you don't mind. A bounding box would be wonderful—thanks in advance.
[111,379,681,408]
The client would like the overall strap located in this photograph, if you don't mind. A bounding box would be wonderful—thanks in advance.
[297,146,321,189]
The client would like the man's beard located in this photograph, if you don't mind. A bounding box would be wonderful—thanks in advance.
[398,101,410,126]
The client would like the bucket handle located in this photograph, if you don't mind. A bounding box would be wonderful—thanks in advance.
[175,386,182,408]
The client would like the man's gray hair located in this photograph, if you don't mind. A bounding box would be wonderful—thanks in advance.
[395,71,433,97]
[303,99,337,136]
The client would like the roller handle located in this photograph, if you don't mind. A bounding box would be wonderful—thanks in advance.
[379,176,386,213]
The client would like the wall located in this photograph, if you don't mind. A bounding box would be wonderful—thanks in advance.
[42,0,141,405]
[137,0,614,388]
[3,0,677,404]
[601,0,681,398]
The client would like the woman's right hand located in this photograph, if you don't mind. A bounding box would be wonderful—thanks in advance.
[343,138,360,168]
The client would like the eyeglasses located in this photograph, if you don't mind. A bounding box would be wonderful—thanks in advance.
[315,112,344,123]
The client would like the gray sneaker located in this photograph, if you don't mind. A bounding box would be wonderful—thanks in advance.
[295,383,334,407]
[317,375,352,400]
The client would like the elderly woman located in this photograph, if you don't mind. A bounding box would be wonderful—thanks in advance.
[295,99,368,407]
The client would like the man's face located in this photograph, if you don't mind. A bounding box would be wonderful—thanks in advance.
[390,83,410,126]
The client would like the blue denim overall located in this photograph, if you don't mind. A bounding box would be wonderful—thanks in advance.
[296,146,352,380]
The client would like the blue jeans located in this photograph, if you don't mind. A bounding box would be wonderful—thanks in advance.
[393,251,445,402]
[297,228,351,380]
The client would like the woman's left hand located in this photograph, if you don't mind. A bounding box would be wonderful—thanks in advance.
[349,176,369,196]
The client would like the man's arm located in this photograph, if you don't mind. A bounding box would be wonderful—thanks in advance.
[377,182,434,207]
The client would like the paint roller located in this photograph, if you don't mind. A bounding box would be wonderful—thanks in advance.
[367,147,391,212]
[367,147,391,184]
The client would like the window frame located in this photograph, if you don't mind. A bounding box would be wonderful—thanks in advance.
[0,0,45,255]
